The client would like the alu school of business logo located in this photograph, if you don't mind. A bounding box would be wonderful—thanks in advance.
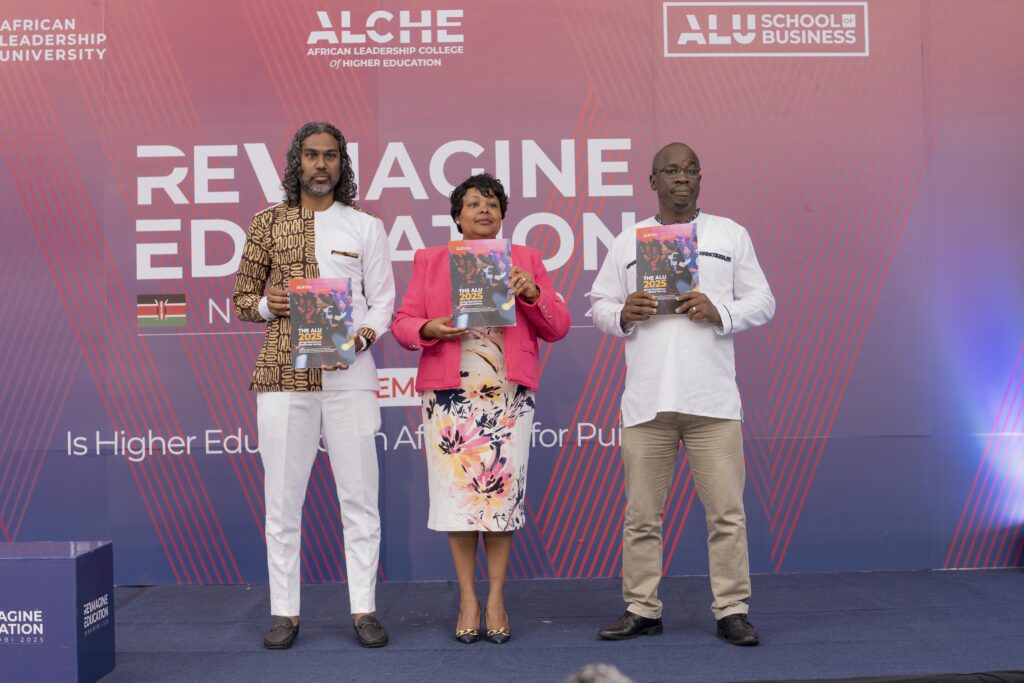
[663,2,869,57]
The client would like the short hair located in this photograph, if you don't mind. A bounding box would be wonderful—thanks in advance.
[281,121,357,206]
[449,173,508,233]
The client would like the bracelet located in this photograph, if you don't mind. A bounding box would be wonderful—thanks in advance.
[357,327,377,350]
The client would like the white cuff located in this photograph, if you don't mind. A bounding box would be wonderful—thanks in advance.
[614,304,637,337]
[714,302,733,335]
[258,296,275,322]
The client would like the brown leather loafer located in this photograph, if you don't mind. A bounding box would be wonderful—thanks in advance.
[263,616,299,649]
[716,613,759,646]
[354,614,389,648]
[598,611,663,640]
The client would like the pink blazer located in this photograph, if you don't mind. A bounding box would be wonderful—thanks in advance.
[393,244,571,392]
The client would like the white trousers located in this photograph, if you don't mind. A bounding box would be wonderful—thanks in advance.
[257,390,381,617]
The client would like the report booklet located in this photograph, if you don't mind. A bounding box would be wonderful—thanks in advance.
[449,238,516,327]
[636,223,699,315]
[288,277,357,368]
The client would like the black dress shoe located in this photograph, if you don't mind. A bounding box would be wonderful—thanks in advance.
[263,616,299,649]
[716,613,759,646]
[354,614,389,648]
[598,611,663,640]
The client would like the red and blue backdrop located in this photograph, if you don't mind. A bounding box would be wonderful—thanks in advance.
[0,0,1022,585]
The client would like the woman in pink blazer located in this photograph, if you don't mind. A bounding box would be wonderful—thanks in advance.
[393,174,570,644]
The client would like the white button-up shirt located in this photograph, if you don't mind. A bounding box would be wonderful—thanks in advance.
[589,213,775,427]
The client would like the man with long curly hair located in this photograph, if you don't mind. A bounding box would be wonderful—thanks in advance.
[233,121,395,650]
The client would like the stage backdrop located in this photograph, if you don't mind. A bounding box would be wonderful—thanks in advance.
[0,0,1022,586]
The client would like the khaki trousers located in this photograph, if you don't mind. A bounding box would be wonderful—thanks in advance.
[621,412,750,620]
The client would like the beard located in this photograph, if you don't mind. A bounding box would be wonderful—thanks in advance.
[300,173,338,197]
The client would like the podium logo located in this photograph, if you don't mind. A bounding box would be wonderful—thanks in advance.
[663,2,868,57]
[0,609,44,643]
[82,593,110,635]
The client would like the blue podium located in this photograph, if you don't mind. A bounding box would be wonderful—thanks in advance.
[0,541,115,682]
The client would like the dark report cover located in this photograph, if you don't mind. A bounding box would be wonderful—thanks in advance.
[636,223,699,315]
[449,238,516,327]
[288,278,356,368]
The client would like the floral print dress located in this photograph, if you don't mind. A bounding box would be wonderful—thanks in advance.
[421,327,535,531]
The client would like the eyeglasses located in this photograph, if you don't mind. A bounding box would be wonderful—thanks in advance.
[652,166,700,178]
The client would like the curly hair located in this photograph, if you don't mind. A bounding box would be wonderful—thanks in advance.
[281,122,357,206]
[449,173,508,233]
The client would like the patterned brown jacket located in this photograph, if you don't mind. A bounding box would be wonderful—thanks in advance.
[233,203,325,391]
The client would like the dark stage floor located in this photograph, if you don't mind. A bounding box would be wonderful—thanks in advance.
[104,569,1024,682]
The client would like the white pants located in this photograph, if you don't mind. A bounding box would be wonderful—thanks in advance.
[257,390,381,617]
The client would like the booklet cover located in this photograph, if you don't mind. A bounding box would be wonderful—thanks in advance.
[636,223,699,315]
[449,238,516,327]
[288,278,356,368]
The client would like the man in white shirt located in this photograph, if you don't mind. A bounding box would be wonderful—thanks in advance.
[232,122,396,650]
[590,143,775,645]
